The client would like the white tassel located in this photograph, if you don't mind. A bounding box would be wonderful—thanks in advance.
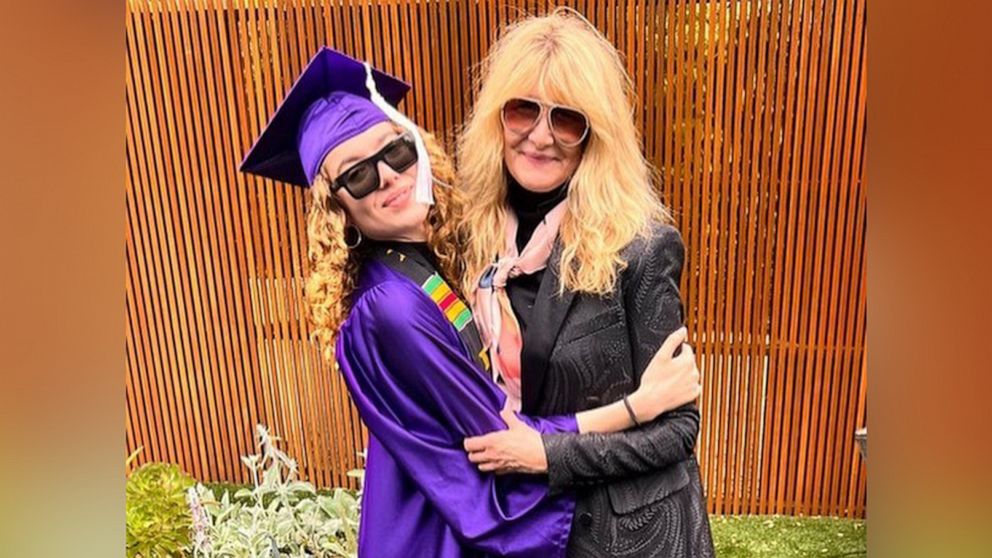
[362,63,435,205]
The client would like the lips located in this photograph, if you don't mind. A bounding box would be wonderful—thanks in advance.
[382,186,412,209]
[522,151,558,164]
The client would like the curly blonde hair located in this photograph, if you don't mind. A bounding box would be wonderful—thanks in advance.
[457,8,671,296]
[305,126,465,364]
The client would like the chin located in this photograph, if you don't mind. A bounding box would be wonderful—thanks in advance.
[517,175,563,192]
[392,205,429,239]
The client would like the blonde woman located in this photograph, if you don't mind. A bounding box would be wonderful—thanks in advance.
[460,10,715,557]
[242,47,701,558]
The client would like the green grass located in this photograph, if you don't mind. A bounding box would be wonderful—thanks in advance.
[710,515,866,558]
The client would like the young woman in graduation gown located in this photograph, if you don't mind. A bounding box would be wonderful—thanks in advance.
[459,10,716,558]
[240,48,701,558]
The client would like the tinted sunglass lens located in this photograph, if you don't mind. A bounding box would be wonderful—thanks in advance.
[382,137,418,172]
[343,163,379,199]
[502,99,542,133]
[550,107,589,145]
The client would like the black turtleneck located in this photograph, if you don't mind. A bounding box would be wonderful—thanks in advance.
[505,176,569,334]
[507,176,570,251]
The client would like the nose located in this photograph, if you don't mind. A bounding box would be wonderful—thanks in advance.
[377,160,401,189]
[527,111,555,149]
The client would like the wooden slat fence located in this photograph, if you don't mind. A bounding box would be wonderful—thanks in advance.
[125,0,867,517]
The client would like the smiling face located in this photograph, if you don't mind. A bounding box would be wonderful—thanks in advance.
[502,92,584,193]
[321,122,429,242]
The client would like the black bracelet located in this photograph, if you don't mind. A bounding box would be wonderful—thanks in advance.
[622,395,641,427]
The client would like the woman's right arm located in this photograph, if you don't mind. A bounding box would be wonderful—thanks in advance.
[573,326,700,434]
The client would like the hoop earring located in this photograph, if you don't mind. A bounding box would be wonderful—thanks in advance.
[344,224,363,249]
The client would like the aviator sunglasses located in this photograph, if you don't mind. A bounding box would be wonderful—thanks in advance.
[500,97,590,147]
[330,133,418,200]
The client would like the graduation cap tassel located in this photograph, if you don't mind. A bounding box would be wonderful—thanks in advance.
[362,62,435,206]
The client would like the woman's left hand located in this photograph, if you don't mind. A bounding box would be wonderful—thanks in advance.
[464,409,548,474]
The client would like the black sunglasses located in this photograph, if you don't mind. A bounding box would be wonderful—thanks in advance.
[330,133,418,200]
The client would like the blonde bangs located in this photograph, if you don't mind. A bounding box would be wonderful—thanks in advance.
[459,8,671,297]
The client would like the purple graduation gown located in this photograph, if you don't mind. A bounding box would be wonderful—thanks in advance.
[335,259,577,557]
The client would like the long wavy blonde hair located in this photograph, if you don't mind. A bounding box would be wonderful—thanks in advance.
[305,125,465,364]
[458,8,671,296]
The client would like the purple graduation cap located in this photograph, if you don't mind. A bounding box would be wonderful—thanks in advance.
[240,48,433,204]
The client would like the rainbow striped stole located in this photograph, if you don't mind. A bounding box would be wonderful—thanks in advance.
[421,273,473,332]
[378,246,490,371]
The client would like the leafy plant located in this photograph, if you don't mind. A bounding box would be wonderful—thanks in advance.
[126,462,196,558]
[189,425,362,558]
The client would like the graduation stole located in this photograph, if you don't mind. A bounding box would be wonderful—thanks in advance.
[371,245,491,373]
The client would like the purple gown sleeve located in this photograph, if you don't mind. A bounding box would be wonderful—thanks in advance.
[336,279,576,557]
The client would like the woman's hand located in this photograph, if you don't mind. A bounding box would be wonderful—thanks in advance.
[628,326,702,423]
[464,408,548,474]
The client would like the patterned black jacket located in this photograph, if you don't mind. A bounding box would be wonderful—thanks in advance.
[522,223,715,557]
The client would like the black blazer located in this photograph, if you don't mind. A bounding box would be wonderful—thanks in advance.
[523,223,714,558]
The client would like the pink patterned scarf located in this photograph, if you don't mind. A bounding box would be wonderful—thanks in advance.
[472,201,568,410]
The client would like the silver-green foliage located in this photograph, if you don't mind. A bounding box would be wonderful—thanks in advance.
[188,425,361,558]
[126,462,197,558]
